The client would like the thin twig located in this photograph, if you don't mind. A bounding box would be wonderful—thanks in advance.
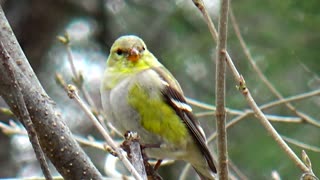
[237,77,309,172]
[229,8,320,131]
[208,112,249,143]
[202,88,320,141]
[3,177,64,180]
[179,164,192,180]
[192,0,312,175]
[228,159,249,180]
[282,136,320,153]
[259,89,320,110]
[57,34,98,111]
[300,151,316,177]
[3,177,118,180]
[0,121,117,156]
[192,0,218,41]
[67,84,144,180]
[55,72,108,131]
[66,45,79,80]
[0,121,26,135]
[197,88,320,129]
[195,111,302,123]
[192,88,320,121]
[190,86,320,112]
[74,135,106,151]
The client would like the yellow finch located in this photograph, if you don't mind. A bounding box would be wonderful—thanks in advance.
[101,35,216,179]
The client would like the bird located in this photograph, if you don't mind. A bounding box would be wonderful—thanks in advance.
[100,35,217,179]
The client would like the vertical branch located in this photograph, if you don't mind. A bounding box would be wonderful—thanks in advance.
[215,0,230,179]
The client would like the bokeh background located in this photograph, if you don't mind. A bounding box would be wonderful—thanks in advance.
[0,0,319,179]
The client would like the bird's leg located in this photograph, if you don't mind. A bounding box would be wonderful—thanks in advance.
[153,159,163,171]
[121,130,145,160]
[138,142,164,179]
[121,131,164,179]
[136,141,163,179]
[143,158,163,180]
[122,131,163,179]
[139,143,161,162]
[141,143,161,149]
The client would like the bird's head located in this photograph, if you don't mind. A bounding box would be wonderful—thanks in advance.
[107,35,149,67]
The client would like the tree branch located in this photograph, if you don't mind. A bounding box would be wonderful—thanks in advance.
[0,42,53,179]
[229,8,320,130]
[0,6,103,179]
[216,0,230,178]
[67,85,144,180]
[192,0,314,176]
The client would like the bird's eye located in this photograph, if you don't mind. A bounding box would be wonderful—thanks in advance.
[116,49,123,55]
[142,47,145,51]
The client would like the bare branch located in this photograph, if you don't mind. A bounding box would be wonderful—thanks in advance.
[67,84,144,180]
[121,132,148,180]
[282,136,320,153]
[208,112,248,143]
[228,159,249,180]
[229,8,320,130]
[192,0,230,178]
[57,33,98,111]
[0,42,53,179]
[179,164,192,180]
[215,0,230,177]
[195,88,320,127]
[192,0,314,176]
[0,6,103,179]
[192,0,218,41]
[188,98,302,122]
[236,78,309,172]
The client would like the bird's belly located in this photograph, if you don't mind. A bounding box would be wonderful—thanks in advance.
[108,79,190,160]
[108,78,163,143]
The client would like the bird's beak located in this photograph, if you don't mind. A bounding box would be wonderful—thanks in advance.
[127,48,140,62]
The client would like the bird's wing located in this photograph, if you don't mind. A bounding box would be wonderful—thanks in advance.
[152,66,217,173]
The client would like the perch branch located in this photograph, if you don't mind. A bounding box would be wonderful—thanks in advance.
[67,85,144,180]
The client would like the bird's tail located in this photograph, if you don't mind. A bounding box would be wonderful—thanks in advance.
[192,163,217,180]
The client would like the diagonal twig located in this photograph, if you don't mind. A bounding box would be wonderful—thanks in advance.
[57,33,98,111]
[0,42,52,180]
[192,0,312,175]
[67,84,145,180]
[229,8,320,129]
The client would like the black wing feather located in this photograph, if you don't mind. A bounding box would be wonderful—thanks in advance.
[161,85,217,173]
[152,67,216,173]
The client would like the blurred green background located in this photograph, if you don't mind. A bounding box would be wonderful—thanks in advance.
[0,0,319,179]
